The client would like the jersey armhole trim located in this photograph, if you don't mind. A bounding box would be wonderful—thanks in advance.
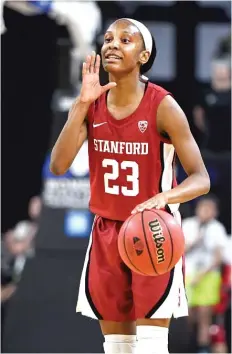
[154,92,173,144]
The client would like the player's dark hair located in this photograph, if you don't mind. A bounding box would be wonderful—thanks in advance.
[140,35,157,75]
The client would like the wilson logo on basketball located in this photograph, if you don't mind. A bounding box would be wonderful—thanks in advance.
[148,219,165,263]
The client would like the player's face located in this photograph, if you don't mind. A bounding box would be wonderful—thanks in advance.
[101,20,149,76]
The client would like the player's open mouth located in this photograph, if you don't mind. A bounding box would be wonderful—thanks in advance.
[105,54,122,60]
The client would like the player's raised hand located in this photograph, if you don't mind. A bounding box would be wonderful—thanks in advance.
[80,51,117,104]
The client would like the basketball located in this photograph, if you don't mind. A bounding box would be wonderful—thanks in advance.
[118,209,185,276]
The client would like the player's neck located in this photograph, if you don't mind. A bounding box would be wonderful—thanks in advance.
[108,73,146,107]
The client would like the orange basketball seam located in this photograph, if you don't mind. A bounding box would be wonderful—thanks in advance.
[122,214,147,276]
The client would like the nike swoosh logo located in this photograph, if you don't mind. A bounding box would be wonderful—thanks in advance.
[93,122,107,128]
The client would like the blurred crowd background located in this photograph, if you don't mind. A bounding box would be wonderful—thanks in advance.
[1,1,231,353]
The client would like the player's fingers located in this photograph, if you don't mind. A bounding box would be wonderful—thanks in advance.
[85,55,91,73]
[132,198,163,213]
[90,51,96,73]
[94,54,101,74]
[139,200,153,210]
[150,199,159,209]
[82,62,87,76]
[131,204,142,214]
[145,202,154,209]
[137,204,145,212]
[156,200,166,209]
[102,82,117,93]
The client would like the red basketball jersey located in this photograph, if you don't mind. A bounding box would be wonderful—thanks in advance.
[87,82,178,221]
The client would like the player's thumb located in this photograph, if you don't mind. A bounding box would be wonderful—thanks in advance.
[102,82,117,93]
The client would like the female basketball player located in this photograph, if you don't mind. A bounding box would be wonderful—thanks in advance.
[50,19,210,354]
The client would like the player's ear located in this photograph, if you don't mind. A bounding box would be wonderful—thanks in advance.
[139,50,150,66]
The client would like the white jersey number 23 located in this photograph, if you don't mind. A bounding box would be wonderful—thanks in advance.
[102,158,139,197]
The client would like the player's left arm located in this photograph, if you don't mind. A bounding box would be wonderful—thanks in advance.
[132,95,210,213]
[157,95,210,204]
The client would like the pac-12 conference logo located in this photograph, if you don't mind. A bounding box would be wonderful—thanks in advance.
[42,141,90,209]
[138,121,148,133]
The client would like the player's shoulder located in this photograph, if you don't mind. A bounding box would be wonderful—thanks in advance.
[148,82,169,94]
[147,82,173,109]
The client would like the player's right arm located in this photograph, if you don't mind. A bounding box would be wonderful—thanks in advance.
[50,101,89,175]
[50,52,116,175]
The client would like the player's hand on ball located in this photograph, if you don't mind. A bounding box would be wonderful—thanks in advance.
[80,51,117,104]
[131,193,168,214]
